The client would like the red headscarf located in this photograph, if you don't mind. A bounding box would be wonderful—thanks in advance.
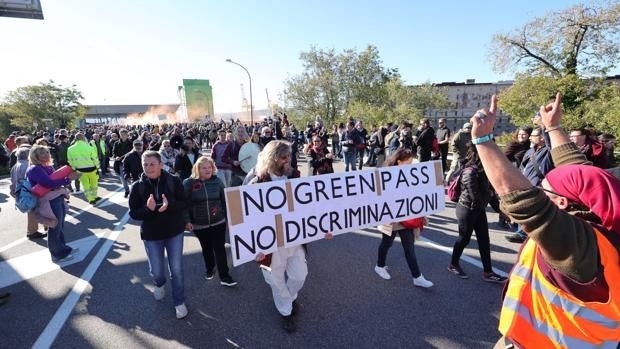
[545,164,620,234]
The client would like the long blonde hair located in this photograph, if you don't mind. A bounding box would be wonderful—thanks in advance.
[29,145,52,166]
[255,140,291,178]
[190,156,217,179]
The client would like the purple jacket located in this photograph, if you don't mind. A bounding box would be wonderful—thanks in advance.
[211,141,233,170]
[26,165,70,189]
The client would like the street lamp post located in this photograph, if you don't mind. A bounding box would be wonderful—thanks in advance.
[225,59,254,126]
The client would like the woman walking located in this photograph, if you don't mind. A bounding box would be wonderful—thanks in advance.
[26,145,80,262]
[183,156,237,286]
[374,148,433,288]
[447,142,507,283]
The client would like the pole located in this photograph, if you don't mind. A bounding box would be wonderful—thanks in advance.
[226,59,254,126]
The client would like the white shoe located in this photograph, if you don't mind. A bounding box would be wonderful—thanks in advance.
[153,285,165,301]
[175,303,188,319]
[374,265,391,280]
[413,274,434,288]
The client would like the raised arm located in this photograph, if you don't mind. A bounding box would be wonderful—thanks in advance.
[469,95,532,196]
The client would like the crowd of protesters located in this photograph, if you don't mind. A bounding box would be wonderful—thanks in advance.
[1,103,619,346]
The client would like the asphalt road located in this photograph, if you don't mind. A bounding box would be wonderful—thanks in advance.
[0,153,521,349]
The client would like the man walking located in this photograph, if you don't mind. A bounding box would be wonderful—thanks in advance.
[68,133,100,204]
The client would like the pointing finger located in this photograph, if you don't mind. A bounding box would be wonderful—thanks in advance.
[489,95,497,115]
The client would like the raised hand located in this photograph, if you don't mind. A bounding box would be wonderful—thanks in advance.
[539,93,562,129]
[470,95,498,139]
[146,194,156,211]
[158,194,169,213]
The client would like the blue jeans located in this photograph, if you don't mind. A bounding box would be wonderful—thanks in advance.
[48,195,72,260]
[119,166,130,193]
[143,233,185,306]
[343,151,357,171]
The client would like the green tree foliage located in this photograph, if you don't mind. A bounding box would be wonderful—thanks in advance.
[284,46,449,127]
[491,1,620,135]
[582,83,620,137]
[490,1,620,77]
[0,80,86,130]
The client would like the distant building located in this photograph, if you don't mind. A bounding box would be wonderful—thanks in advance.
[425,79,515,134]
[83,104,181,125]
[182,79,214,122]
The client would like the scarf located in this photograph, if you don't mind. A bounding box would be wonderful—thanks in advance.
[545,164,620,235]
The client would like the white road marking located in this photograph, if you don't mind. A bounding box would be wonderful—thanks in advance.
[0,233,106,289]
[0,237,28,254]
[353,229,509,277]
[32,210,131,349]
[0,187,123,252]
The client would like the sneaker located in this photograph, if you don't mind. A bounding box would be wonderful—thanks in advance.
[447,264,469,279]
[281,314,296,333]
[94,197,102,202]
[505,233,526,243]
[175,303,188,319]
[205,271,214,280]
[153,285,165,301]
[413,274,434,288]
[54,253,74,263]
[484,272,508,284]
[89,200,97,205]
[374,265,391,280]
[291,299,300,316]
[0,292,11,306]
[73,190,83,194]
[27,232,47,240]
[220,276,238,287]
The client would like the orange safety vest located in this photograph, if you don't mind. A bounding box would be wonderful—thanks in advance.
[499,227,620,348]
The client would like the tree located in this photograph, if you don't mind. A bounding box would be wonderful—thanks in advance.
[491,1,620,135]
[490,1,620,77]
[284,46,449,127]
[1,80,86,130]
[283,45,389,124]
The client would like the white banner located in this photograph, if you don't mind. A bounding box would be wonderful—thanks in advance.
[225,160,445,266]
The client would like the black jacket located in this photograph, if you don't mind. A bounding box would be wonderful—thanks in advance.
[174,149,201,181]
[128,171,187,240]
[123,150,143,181]
[457,165,490,211]
[183,176,226,226]
[415,127,435,161]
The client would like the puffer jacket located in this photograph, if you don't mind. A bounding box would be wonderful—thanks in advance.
[457,165,491,210]
[183,176,226,227]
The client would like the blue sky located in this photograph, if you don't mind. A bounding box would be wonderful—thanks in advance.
[0,0,605,113]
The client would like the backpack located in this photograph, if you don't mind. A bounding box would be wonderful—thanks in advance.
[15,179,37,213]
[447,169,464,203]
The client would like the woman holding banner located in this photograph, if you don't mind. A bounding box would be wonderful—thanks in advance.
[183,156,237,287]
[374,148,434,288]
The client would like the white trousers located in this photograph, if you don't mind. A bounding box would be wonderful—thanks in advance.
[261,245,308,316]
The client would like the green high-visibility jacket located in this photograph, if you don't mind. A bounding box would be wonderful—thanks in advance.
[90,139,107,157]
[67,140,99,170]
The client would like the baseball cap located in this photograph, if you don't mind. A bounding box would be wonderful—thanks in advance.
[463,122,472,130]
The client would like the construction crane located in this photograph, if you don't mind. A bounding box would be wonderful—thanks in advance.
[240,83,249,112]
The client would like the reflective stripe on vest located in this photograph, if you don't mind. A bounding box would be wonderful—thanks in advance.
[499,227,620,348]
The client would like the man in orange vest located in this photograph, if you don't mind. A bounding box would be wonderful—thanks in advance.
[470,94,619,349]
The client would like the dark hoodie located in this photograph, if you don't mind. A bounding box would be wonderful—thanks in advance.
[128,171,187,241]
